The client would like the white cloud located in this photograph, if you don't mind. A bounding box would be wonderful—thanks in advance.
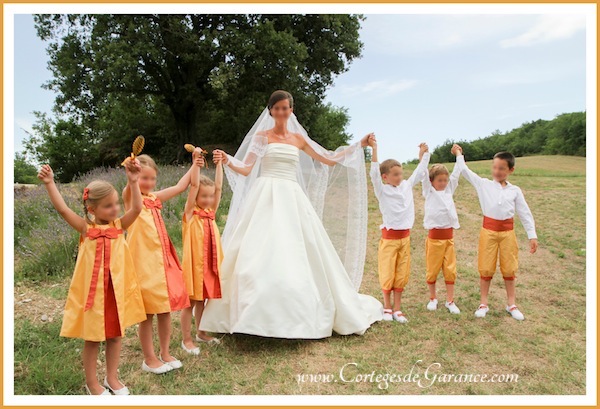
[361,14,534,55]
[499,14,586,48]
[337,79,419,97]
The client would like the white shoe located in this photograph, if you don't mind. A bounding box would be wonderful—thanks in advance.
[195,334,221,345]
[474,304,489,318]
[426,298,438,311]
[392,311,408,324]
[84,384,111,395]
[103,377,130,395]
[141,360,173,374]
[506,305,525,321]
[382,308,393,321]
[181,340,200,355]
[159,355,183,369]
[445,301,460,314]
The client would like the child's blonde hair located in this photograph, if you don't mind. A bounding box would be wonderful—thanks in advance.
[198,174,215,190]
[137,154,159,173]
[380,159,402,175]
[429,164,450,182]
[82,180,117,224]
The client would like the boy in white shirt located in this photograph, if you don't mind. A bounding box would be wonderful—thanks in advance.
[456,144,538,320]
[369,136,430,323]
[421,145,464,314]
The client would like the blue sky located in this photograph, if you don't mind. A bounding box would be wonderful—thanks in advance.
[14,13,586,162]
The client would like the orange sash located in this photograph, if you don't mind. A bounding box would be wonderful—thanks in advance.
[193,209,222,298]
[84,227,123,311]
[381,228,410,240]
[483,216,514,231]
[144,197,189,311]
[428,228,454,240]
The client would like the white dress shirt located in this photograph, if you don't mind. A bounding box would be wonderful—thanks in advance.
[421,159,462,230]
[370,153,430,230]
[457,155,537,239]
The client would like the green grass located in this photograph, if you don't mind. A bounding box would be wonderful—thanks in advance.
[13,155,586,394]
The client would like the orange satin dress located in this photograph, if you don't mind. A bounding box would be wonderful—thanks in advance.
[182,206,223,301]
[126,194,190,314]
[60,218,146,342]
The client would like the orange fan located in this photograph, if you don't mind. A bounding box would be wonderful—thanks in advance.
[121,135,145,166]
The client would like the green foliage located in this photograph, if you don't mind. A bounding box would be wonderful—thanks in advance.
[32,14,364,173]
[429,112,586,163]
[24,112,100,182]
[14,153,39,184]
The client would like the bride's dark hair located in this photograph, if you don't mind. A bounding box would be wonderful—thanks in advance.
[268,90,294,115]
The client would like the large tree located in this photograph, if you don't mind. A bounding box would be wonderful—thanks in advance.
[33,14,364,173]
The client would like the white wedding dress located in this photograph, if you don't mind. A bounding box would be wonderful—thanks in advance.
[199,143,383,339]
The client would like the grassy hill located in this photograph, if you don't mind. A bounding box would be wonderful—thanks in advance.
[14,155,586,395]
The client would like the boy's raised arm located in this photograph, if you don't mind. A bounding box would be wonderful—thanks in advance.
[408,143,430,187]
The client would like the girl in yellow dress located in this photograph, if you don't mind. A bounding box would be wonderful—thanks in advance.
[123,154,195,374]
[181,148,224,352]
[37,159,146,396]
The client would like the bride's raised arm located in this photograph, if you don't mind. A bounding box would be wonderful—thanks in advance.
[213,133,268,176]
[300,132,373,166]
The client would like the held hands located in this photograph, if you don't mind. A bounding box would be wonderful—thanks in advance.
[192,147,206,168]
[418,142,429,161]
[37,164,55,184]
[124,158,142,182]
[212,149,228,165]
[361,132,376,148]
[451,144,463,156]
[529,239,538,254]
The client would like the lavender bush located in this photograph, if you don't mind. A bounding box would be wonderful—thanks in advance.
[14,164,232,282]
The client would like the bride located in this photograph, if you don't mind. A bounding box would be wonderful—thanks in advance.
[200,90,383,339]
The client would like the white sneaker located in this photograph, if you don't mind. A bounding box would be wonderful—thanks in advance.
[382,308,393,321]
[474,304,489,318]
[506,305,525,321]
[426,298,438,311]
[445,301,460,314]
[392,311,408,323]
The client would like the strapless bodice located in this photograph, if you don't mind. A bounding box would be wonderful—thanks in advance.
[259,143,299,181]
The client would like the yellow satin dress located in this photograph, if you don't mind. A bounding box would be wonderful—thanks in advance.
[127,193,190,314]
[182,206,223,301]
[60,218,146,342]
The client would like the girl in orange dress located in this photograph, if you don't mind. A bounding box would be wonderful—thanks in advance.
[181,148,224,352]
[123,154,195,374]
[37,160,146,396]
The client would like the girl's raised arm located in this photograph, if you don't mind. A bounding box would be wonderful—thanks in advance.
[120,159,143,230]
[184,151,204,222]
[154,164,195,203]
[38,165,87,234]
[213,158,224,211]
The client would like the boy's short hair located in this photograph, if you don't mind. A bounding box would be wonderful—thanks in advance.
[429,164,449,182]
[493,151,516,169]
[380,159,402,175]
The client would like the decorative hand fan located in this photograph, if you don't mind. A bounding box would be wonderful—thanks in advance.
[185,143,208,168]
[121,135,145,166]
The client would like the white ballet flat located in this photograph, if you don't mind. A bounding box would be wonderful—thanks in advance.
[181,340,200,355]
[141,360,173,374]
[159,355,183,369]
[84,384,111,395]
[103,377,130,395]
[195,334,221,345]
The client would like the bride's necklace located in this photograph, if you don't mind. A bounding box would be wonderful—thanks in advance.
[272,130,290,140]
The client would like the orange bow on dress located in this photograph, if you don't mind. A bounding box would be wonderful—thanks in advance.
[84,227,123,311]
[144,198,174,268]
